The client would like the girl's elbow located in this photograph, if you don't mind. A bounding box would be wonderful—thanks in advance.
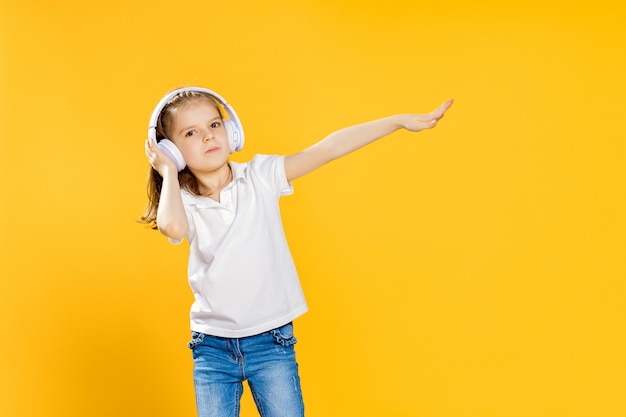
[158,221,188,241]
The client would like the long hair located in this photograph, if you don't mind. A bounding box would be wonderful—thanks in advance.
[139,90,224,229]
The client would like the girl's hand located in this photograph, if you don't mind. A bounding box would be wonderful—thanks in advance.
[401,98,454,132]
[145,138,178,177]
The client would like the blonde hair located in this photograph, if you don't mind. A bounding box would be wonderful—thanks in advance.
[139,90,224,229]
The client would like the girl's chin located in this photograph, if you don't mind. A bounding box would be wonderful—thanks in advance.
[188,161,230,173]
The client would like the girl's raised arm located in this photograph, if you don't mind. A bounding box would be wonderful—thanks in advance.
[145,138,189,241]
[284,99,453,182]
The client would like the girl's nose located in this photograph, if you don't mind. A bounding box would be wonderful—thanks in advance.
[203,131,215,142]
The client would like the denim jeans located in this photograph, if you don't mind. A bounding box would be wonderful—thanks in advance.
[188,322,304,417]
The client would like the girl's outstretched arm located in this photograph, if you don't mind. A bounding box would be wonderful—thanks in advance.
[145,138,189,241]
[284,99,453,182]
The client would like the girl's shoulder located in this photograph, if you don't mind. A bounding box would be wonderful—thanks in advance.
[231,154,285,177]
[232,154,292,197]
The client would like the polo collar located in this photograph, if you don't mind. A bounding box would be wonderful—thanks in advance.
[229,160,249,182]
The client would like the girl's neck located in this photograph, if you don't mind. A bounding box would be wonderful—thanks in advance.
[196,163,233,201]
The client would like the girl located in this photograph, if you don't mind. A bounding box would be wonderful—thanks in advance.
[141,87,453,417]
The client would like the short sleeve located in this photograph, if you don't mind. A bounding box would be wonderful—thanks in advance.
[249,154,293,197]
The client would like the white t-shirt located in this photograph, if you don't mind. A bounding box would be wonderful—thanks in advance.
[171,154,308,338]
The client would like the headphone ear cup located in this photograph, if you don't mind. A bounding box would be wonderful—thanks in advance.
[157,139,186,172]
[224,120,243,153]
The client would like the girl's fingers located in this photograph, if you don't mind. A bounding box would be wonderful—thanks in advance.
[413,100,453,123]
[431,99,454,118]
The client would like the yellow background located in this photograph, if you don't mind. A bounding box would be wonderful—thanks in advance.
[1,0,625,416]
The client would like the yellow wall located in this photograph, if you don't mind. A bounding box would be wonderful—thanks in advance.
[1,1,625,416]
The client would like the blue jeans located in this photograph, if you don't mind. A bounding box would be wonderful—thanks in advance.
[188,322,305,417]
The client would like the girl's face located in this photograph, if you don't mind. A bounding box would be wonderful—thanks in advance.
[168,100,230,173]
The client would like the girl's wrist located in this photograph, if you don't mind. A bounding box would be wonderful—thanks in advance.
[160,164,179,180]
[392,114,409,130]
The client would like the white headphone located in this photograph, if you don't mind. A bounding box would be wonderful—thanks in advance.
[148,87,245,171]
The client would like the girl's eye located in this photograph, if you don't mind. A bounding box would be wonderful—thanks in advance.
[211,121,221,129]
[185,130,197,137]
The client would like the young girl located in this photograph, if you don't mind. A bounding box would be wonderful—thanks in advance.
[141,87,453,417]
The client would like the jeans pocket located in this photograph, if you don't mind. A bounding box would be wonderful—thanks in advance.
[270,322,297,347]
[188,331,206,349]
